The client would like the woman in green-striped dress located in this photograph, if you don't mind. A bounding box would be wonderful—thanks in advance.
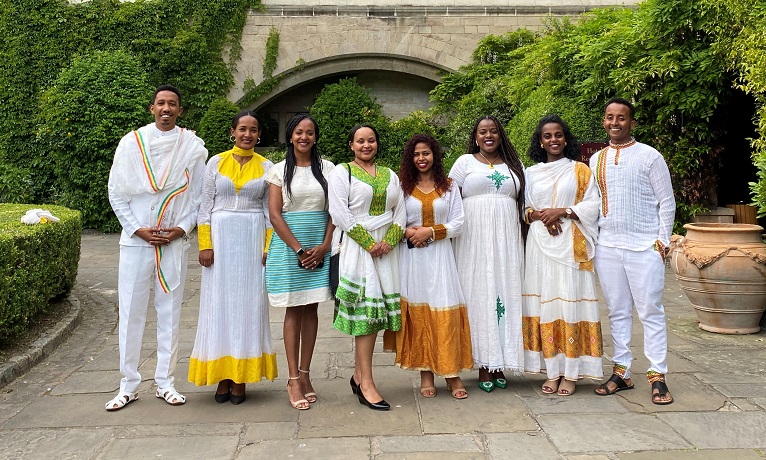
[265,114,335,410]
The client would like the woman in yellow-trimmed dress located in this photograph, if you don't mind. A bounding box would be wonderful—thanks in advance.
[188,111,277,404]
[388,134,472,400]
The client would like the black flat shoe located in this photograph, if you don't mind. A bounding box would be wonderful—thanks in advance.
[214,391,230,403]
[230,393,246,405]
[357,386,389,411]
[350,376,359,395]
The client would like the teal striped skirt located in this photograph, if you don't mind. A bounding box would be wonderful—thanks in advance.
[266,210,332,307]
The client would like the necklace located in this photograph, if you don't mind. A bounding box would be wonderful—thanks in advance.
[477,151,500,169]
[353,160,375,176]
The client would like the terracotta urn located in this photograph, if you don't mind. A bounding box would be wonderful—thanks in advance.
[670,223,766,334]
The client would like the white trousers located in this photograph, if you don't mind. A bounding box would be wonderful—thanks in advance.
[117,244,188,393]
[594,245,668,379]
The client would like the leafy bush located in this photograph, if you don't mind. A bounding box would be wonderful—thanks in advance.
[0,0,259,215]
[310,78,389,164]
[39,50,152,232]
[198,97,240,157]
[0,164,34,204]
[0,204,81,342]
[430,1,752,230]
[378,111,442,172]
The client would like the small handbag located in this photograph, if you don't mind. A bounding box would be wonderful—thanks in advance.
[329,163,351,298]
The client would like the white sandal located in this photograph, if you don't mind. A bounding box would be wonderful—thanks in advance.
[105,392,138,411]
[156,387,186,406]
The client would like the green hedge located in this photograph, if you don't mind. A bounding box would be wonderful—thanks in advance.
[0,204,81,341]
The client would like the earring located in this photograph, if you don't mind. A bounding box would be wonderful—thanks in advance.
[475,141,479,146]
[230,135,235,143]
[540,144,543,148]
[257,137,261,145]
[564,142,567,147]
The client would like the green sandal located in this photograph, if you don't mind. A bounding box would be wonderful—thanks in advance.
[493,378,507,389]
[477,380,495,393]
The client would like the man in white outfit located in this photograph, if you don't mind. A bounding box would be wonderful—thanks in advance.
[105,85,207,411]
[590,97,675,405]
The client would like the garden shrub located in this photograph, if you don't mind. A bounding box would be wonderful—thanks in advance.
[0,204,81,342]
[39,50,152,232]
[378,111,442,172]
[310,78,389,165]
[198,97,240,157]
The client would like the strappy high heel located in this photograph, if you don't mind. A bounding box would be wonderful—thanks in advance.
[287,376,309,410]
[299,368,317,403]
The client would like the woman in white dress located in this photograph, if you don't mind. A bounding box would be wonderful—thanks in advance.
[522,114,603,396]
[389,134,472,399]
[328,124,406,411]
[448,115,526,393]
[188,111,277,404]
[265,114,335,410]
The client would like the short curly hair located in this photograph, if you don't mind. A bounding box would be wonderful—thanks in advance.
[527,114,579,163]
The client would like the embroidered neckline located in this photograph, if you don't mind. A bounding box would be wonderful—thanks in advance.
[349,163,390,216]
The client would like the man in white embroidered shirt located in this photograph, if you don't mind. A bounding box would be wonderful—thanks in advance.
[105,85,207,411]
[589,97,675,405]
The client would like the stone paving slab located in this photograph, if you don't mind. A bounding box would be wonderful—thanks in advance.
[614,373,727,413]
[377,434,483,453]
[97,435,239,460]
[522,392,630,416]
[3,392,298,428]
[708,383,766,399]
[113,422,243,438]
[658,412,766,449]
[376,453,488,460]
[238,436,371,458]
[296,378,422,438]
[0,427,113,460]
[486,432,561,459]
[420,385,538,434]
[242,421,297,441]
[538,413,690,453]
[618,449,765,459]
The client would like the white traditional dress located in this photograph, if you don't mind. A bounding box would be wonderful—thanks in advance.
[265,159,335,307]
[188,146,278,386]
[328,163,406,336]
[390,183,473,377]
[522,158,603,380]
[449,155,525,373]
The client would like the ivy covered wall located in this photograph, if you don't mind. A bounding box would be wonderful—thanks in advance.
[0,0,260,229]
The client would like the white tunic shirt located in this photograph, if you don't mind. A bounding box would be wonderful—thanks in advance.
[589,141,675,250]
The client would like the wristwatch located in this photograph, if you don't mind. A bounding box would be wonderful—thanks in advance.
[565,208,573,218]
[295,247,305,256]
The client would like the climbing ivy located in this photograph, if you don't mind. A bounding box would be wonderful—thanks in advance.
[0,0,260,215]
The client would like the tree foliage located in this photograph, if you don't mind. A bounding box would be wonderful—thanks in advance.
[0,0,259,220]
[309,78,389,165]
[39,50,152,231]
[430,0,755,229]
[198,97,240,158]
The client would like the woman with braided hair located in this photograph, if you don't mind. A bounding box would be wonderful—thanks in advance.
[448,115,526,393]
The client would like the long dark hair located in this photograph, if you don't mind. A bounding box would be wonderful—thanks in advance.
[284,114,327,200]
[467,115,526,224]
[527,114,580,163]
[399,134,450,197]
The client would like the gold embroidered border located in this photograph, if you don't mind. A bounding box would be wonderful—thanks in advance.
[432,224,448,241]
[522,293,600,305]
[411,187,437,227]
[595,147,609,217]
[572,162,593,271]
[522,316,603,358]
